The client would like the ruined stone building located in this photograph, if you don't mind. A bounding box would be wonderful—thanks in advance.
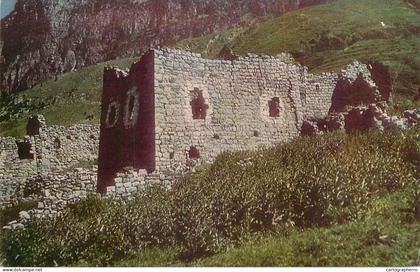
[0,116,99,211]
[97,48,340,192]
[1,48,388,221]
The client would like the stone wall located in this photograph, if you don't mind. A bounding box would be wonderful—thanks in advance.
[0,137,37,207]
[0,120,99,208]
[153,48,338,172]
[98,48,344,190]
[35,124,100,173]
[30,167,98,218]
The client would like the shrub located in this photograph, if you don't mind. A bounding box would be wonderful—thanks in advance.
[1,188,172,266]
[1,128,418,266]
[169,130,418,257]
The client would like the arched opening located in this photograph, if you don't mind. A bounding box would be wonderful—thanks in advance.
[123,89,140,128]
[105,102,119,128]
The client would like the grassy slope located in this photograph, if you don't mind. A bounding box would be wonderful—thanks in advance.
[234,0,419,93]
[0,58,137,137]
[114,187,420,267]
[1,0,419,137]
[194,192,420,266]
[177,0,420,103]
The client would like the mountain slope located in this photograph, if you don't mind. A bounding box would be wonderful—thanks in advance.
[1,0,419,137]
[0,0,334,93]
[0,57,136,137]
[176,0,420,97]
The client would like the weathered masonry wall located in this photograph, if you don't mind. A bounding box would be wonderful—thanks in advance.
[0,137,38,207]
[98,48,339,190]
[0,120,99,208]
[35,125,100,173]
[98,52,155,193]
[153,49,338,172]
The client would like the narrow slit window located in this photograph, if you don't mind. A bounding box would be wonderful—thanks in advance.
[105,101,119,128]
[54,138,61,149]
[128,96,135,121]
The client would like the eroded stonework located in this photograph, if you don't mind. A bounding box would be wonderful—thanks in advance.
[0,118,99,208]
[1,48,392,225]
[98,48,347,191]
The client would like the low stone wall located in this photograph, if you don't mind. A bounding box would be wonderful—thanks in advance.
[0,137,38,207]
[0,120,99,209]
[30,167,98,218]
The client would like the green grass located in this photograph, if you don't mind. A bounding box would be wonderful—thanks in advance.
[1,0,418,137]
[232,0,420,89]
[177,0,420,98]
[1,128,418,267]
[0,57,137,137]
[175,28,247,59]
[114,188,420,267]
[193,191,420,267]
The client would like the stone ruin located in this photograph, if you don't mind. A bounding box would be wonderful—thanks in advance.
[301,61,419,136]
[97,48,340,193]
[97,48,412,194]
[0,116,99,225]
[1,48,417,228]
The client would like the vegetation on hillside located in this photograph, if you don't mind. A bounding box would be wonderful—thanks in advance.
[118,188,420,267]
[0,0,419,137]
[1,128,419,266]
[178,0,420,93]
[0,58,137,137]
[176,0,420,112]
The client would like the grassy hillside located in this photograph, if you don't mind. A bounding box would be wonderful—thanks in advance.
[176,0,420,97]
[1,0,419,137]
[117,189,420,267]
[0,58,137,137]
[1,128,419,266]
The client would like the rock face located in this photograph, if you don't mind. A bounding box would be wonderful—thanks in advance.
[0,0,335,93]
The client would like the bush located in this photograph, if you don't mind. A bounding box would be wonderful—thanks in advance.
[170,130,418,256]
[1,129,418,266]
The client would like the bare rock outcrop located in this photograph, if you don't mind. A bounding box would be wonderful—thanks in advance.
[0,0,336,93]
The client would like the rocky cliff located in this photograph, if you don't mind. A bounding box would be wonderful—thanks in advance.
[0,0,335,93]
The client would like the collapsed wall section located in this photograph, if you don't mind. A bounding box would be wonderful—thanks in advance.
[0,121,99,208]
